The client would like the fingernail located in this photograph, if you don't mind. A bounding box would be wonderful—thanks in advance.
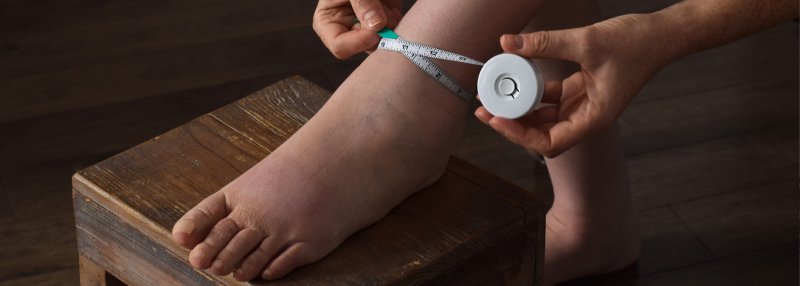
[511,35,524,50]
[212,258,224,269]
[236,268,245,276]
[364,10,382,28]
[191,249,206,260]
[174,219,196,235]
[263,269,273,278]
[503,35,523,50]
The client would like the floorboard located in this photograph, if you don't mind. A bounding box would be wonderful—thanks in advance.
[632,22,799,104]
[0,0,796,284]
[741,124,799,180]
[619,76,798,156]
[627,136,783,210]
[1,152,120,220]
[670,180,799,258]
[0,69,330,173]
[637,207,715,276]
[0,212,78,282]
[0,268,78,286]
[0,26,339,124]
[0,1,317,80]
[635,243,798,286]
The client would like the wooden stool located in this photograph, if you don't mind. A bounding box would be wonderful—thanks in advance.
[72,77,549,286]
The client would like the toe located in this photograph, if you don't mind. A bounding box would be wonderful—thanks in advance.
[262,243,318,280]
[173,192,228,249]
[209,228,264,276]
[232,236,283,281]
[189,217,240,269]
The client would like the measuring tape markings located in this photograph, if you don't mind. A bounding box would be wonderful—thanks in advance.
[378,37,482,102]
[352,19,484,103]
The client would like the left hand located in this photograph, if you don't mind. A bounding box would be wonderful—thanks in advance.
[475,14,674,157]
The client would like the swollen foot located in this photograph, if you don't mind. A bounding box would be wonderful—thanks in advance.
[171,50,467,281]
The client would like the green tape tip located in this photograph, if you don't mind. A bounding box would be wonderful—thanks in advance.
[355,19,399,39]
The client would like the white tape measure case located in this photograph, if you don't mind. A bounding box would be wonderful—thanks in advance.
[477,54,544,119]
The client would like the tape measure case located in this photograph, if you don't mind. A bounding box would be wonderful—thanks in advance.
[477,54,544,119]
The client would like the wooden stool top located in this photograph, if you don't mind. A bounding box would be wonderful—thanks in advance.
[72,77,548,285]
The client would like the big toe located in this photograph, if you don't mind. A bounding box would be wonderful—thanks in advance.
[172,192,228,248]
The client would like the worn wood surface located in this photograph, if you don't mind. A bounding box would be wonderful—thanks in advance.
[72,77,547,285]
[0,0,797,284]
[627,136,782,210]
[78,255,107,286]
[670,180,799,258]
[636,208,714,276]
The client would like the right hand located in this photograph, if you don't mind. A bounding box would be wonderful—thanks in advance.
[313,0,403,59]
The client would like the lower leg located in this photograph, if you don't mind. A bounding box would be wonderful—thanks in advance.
[172,0,555,281]
[521,1,640,284]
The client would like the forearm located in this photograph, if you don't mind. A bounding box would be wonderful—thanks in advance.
[653,0,799,60]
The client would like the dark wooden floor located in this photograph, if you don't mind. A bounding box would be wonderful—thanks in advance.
[0,0,796,285]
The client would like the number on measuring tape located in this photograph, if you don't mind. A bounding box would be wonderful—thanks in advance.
[377,37,480,102]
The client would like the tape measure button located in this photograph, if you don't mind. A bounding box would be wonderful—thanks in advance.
[499,78,517,98]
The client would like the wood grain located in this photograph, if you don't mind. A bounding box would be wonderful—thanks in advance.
[0,212,78,282]
[0,69,330,173]
[632,22,798,104]
[0,268,78,286]
[0,26,339,124]
[637,208,714,275]
[79,255,107,286]
[0,0,318,79]
[619,76,798,156]
[74,191,228,286]
[670,180,799,258]
[2,152,118,221]
[72,77,547,285]
[741,124,799,180]
[634,243,798,286]
[627,136,782,210]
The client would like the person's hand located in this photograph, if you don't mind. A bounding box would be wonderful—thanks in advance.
[313,0,403,59]
[475,14,675,157]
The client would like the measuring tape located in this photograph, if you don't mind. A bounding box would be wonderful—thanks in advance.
[379,37,480,102]
[357,20,543,118]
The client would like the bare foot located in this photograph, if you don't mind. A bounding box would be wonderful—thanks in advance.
[170,50,468,281]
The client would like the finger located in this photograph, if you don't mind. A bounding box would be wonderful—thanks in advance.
[488,117,540,148]
[514,105,559,128]
[542,81,563,104]
[351,0,387,31]
[541,120,593,157]
[318,24,382,59]
[474,107,494,125]
[500,29,587,63]
[382,3,398,29]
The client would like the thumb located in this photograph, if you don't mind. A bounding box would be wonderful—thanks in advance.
[500,29,586,63]
[352,0,387,31]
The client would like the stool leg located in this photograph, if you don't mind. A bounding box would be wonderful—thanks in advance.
[80,255,108,286]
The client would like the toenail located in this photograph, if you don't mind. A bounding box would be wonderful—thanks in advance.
[190,249,206,260]
[174,219,196,235]
[212,258,224,269]
[263,269,273,278]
